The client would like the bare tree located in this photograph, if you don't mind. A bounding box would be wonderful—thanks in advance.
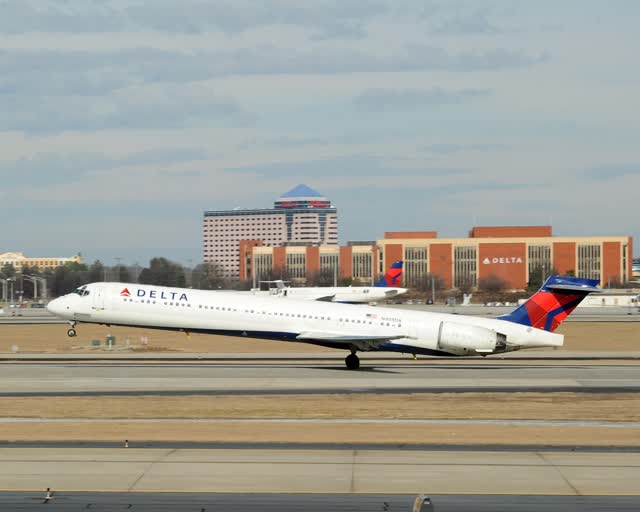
[411,273,445,293]
[455,274,476,294]
[306,268,337,287]
[527,264,559,291]
[478,274,508,293]
[191,263,225,290]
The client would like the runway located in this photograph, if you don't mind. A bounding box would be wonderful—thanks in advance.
[1,491,639,512]
[1,361,640,395]
[1,447,639,496]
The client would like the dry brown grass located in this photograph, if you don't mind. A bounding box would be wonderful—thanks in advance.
[0,421,638,446]
[1,322,638,354]
[2,392,639,421]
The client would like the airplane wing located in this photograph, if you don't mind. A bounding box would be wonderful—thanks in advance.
[383,288,407,296]
[314,295,336,302]
[296,331,407,351]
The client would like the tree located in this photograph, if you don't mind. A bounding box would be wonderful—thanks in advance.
[411,273,445,293]
[306,269,338,287]
[113,265,131,283]
[50,264,89,297]
[1,263,16,279]
[478,274,508,293]
[88,260,105,282]
[138,258,186,288]
[455,274,475,294]
[338,277,353,287]
[19,265,42,299]
[191,263,225,290]
[65,261,88,272]
[527,264,559,291]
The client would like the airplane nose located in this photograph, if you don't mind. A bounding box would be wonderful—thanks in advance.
[46,298,65,317]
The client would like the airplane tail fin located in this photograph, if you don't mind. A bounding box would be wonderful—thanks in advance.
[499,275,600,332]
[375,260,403,287]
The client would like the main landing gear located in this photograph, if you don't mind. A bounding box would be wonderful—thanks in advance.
[67,321,77,338]
[345,351,360,370]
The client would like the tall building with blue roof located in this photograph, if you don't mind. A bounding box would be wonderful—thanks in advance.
[203,185,338,278]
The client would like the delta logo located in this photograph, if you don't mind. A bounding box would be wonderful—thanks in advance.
[483,257,523,265]
[121,287,188,301]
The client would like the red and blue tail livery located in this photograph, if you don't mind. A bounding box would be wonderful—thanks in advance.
[376,260,403,287]
[499,275,600,332]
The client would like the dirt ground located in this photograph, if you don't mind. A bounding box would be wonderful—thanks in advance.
[1,392,639,421]
[1,322,638,354]
[0,421,637,446]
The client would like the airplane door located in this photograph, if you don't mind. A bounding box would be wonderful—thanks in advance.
[92,287,105,311]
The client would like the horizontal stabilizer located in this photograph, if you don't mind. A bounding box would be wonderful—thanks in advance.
[545,283,603,293]
[499,275,601,332]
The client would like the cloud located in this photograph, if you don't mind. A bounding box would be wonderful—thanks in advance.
[432,10,505,35]
[581,163,639,181]
[0,83,247,133]
[0,44,545,100]
[354,87,490,111]
[426,143,511,153]
[224,154,472,180]
[0,147,208,188]
[0,0,388,35]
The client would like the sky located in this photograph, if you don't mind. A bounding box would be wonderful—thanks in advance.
[1,0,638,266]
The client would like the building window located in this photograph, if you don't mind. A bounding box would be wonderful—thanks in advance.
[352,252,373,282]
[454,246,477,289]
[254,254,273,280]
[577,244,601,280]
[528,245,552,281]
[320,253,339,279]
[622,244,628,283]
[404,247,428,288]
[286,253,306,279]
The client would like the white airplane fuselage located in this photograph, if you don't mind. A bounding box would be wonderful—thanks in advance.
[47,282,563,359]
[248,285,407,303]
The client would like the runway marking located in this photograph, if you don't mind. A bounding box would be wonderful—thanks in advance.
[2,417,640,428]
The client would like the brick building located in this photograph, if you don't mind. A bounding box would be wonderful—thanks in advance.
[242,226,633,290]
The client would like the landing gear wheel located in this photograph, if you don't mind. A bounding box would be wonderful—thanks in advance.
[345,353,360,370]
[67,328,77,338]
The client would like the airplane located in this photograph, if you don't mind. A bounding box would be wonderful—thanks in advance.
[46,275,600,369]
[249,260,407,303]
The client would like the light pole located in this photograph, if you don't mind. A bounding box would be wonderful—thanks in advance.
[0,278,7,303]
[22,275,47,300]
[22,275,38,299]
[7,277,16,304]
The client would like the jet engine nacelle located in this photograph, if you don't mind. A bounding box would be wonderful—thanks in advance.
[437,321,504,355]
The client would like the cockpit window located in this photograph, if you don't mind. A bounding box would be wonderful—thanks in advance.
[74,286,90,297]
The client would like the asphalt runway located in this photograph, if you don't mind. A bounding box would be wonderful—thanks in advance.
[1,361,640,395]
[1,492,639,512]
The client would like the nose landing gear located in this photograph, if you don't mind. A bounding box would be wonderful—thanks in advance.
[345,351,360,370]
[67,321,77,338]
